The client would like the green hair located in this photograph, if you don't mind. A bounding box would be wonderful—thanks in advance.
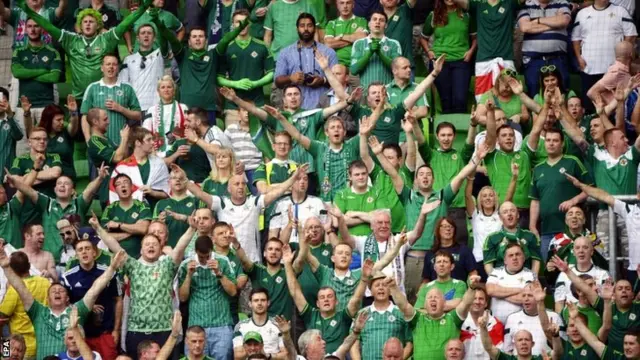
[75,9,103,33]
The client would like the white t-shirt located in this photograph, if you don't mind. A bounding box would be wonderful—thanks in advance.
[461,313,504,360]
[211,195,265,262]
[269,195,327,243]
[352,234,411,296]
[119,49,165,111]
[614,200,640,270]
[204,126,232,168]
[554,264,610,304]
[503,309,565,356]
[486,267,536,324]
[232,317,284,355]
[471,209,502,261]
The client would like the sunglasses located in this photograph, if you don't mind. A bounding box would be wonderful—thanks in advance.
[140,55,147,70]
[540,65,557,73]
[501,69,517,78]
[59,230,74,238]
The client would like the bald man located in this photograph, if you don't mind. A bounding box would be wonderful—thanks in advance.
[445,339,465,360]
[383,337,404,360]
[587,40,635,104]
[386,57,428,120]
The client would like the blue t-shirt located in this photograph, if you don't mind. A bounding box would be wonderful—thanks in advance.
[422,244,478,282]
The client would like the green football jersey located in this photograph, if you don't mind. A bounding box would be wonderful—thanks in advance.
[290,242,333,306]
[414,278,466,310]
[309,137,360,202]
[561,340,600,359]
[399,185,455,251]
[324,15,368,65]
[247,263,294,320]
[356,304,410,360]
[166,138,212,183]
[0,117,23,183]
[11,44,62,107]
[100,200,152,257]
[350,103,406,145]
[484,147,534,208]
[350,36,402,88]
[263,0,316,58]
[608,301,640,353]
[469,0,519,62]
[301,305,353,354]
[201,177,230,197]
[411,310,463,360]
[383,2,414,66]
[0,197,23,248]
[10,153,62,224]
[334,184,395,236]
[28,300,90,360]
[154,196,202,247]
[47,129,76,180]
[87,134,117,204]
[133,9,182,51]
[419,144,474,209]
[483,227,541,268]
[175,48,220,111]
[591,146,640,196]
[314,265,361,312]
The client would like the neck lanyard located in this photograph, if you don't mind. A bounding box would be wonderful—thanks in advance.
[298,41,318,74]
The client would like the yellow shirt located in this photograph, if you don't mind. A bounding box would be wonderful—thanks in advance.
[0,276,50,357]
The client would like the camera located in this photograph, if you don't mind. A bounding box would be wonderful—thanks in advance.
[304,73,316,85]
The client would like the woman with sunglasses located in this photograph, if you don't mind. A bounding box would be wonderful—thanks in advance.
[474,70,531,128]
[533,65,576,108]
[23,95,79,181]
[420,0,477,113]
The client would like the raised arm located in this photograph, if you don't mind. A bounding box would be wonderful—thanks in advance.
[505,163,518,202]
[316,52,348,100]
[567,302,606,357]
[407,200,442,245]
[403,55,443,110]
[88,212,126,254]
[263,164,309,206]
[322,88,362,119]
[5,170,38,204]
[507,77,541,114]
[114,0,154,38]
[483,102,497,149]
[263,105,311,150]
[282,244,308,313]
[82,163,109,204]
[456,275,481,319]
[404,113,417,171]
[83,251,126,309]
[372,232,407,272]
[450,142,489,194]
[274,316,296,360]
[552,256,599,306]
[171,221,196,265]
[545,322,564,360]
[220,87,269,121]
[347,259,372,316]
[334,311,369,360]
[564,173,615,207]
[527,89,550,151]
[16,0,62,40]
[157,311,182,360]
[0,243,34,310]
[387,277,415,320]
[215,18,250,55]
[598,280,614,342]
[68,306,94,360]
[478,310,501,360]
[229,232,255,273]
[369,136,405,194]
[151,11,183,55]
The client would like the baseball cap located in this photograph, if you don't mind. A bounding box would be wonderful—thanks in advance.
[243,331,263,344]
[77,227,101,246]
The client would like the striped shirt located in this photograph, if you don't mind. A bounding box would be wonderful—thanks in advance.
[80,79,142,144]
[517,0,571,58]
[351,36,402,88]
[224,124,262,170]
[313,265,361,312]
[356,303,411,360]
[119,49,166,111]
[572,4,637,74]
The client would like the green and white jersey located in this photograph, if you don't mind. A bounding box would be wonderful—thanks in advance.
[0,116,23,180]
[265,109,324,173]
[177,254,236,328]
[561,340,600,359]
[355,303,411,360]
[350,36,402,88]
[484,146,535,208]
[263,0,316,58]
[560,298,604,336]
[591,146,640,195]
[81,80,141,145]
[324,15,368,65]
[220,37,274,109]
[419,144,474,208]
[384,2,414,66]
[0,196,23,248]
[123,256,178,332]
[350,102,406,145]
[47,129,76,180]
[308,137,360,202]
[247,263,294,320]
[175,48,220,111]
[11,44,62,107]
[232,317,284,354]
[602,345,630,360]
[410,310,463,360]
[214,246,247,317]
[313,264,361,312]
[201,177,230,197]
[27,300,90,360]
[10,153,62,224]
[154,196,202,247]
[301,305,353,354]
[133,9,183,51]
[100,200,152,257]
[469,0,519,62]
[414,278,466,310]
[369,165,406,233]
[483,227,541,269]
[608,301,640,353]
[385,80,428,108]
[87,134,117,204]
[289,242,333,306]
[36,193,90,264]
[58,29,121,98]
[399,184,455,251]
[529,156,592,235]
[334,185,394,236]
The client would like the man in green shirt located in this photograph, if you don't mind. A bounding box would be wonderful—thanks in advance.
[283,243,369,354]
[479,308,561,360]
[323,0,367,66]
[263,0,316,59]
[0,243,124,360]
[381,0,417,71]
[386,56,428,119]
[414,251,467,310]
[11,18,61,128]
[80,55,142,145]
[0,185,23,248]
[0,92,23,186]
[100,173,153,257]
[89,208,193,359]
[16,0,154,99]
[408,275,479,360]
[5,163,106,263]
[350,11,401,88]
[218,9,275,128]
[562,310,602,360]
[86,108,131,206]
[157,8,248,120]
[177,235,238,360]
[130,0,184,53]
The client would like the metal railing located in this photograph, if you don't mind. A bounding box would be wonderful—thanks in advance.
[586,195,640,280]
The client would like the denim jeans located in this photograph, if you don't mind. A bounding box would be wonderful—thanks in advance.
[184,325,234,360]
[434,60,471,114]
[523,55,570,98]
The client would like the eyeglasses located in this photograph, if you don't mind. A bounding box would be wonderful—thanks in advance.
[540,65,557,73]
[274,142,290,146]
[59,230,74,238]
[500,69,517,78]
[440,224,454,229]
[140,56,147,70]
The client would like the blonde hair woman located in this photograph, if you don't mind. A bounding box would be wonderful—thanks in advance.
[465,163,518,278]
[142,75,189,157]
[200,147,238,197]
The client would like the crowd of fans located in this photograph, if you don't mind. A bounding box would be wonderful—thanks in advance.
[0,0,638,358]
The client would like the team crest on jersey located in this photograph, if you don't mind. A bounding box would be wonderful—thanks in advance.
[203,56,210,62]
[131,212,139,219]
[42,56,49,63]
[580,350,587,356]
[351,23,357,29]
[498,7,505,13]
[346,279,354,285]
[631,313,637,321]
[102,14,108,21]
[299,118,307,127]
[330,320,337,327]
[57,136,64,143]
[276,276,283,283]
[187,202,193,208]
[94,47,101,53]
[367,196,374,203]
[440,318,446,325]
[2,123,9,131]
[559,167,566,174]
[452,154,458,160]
[251,51,258,58]
[620,158,628,166]
[515,154,520,159]
[383,116,391,123]
[392,15,399,21]
[382,45,389,52]
[500,237,508,246]
[322,249,329,256]
[580,126,586,132]
[116,90,124,97]
[388,315,396,322]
